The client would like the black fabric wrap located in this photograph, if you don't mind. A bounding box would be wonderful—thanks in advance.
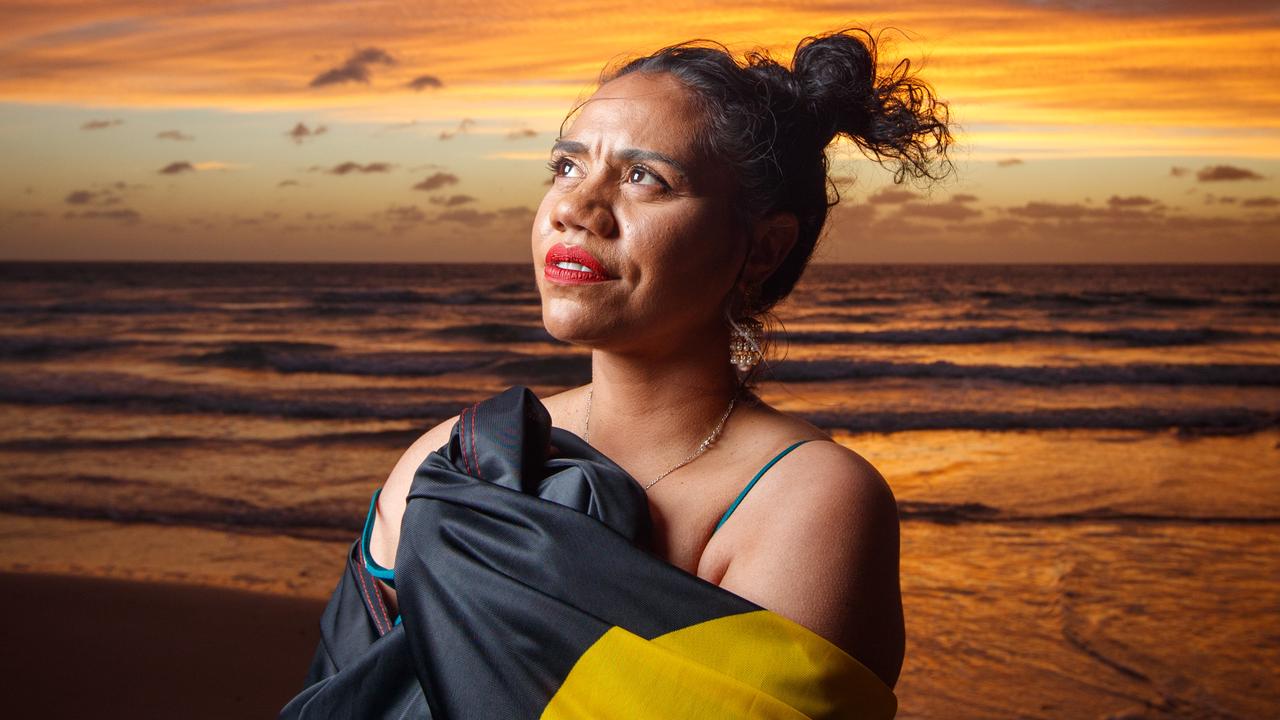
[279,385,764,719]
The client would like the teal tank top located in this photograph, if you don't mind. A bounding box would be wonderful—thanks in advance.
[362,438,814,598]
[360,487,402,626]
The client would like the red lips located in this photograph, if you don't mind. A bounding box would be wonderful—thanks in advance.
[544,242,614,280]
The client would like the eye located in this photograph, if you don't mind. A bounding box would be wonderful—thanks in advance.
[545,156,582,180]
[628,165,667,187]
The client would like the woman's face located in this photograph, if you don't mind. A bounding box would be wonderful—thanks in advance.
[531,71,745,354]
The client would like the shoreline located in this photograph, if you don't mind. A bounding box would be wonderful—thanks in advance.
[0,570,327,719]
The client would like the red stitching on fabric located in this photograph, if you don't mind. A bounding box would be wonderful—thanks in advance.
[354,557,387,636]
[368,571,393,632]
[469,400,482,479]
[458,405,473,476]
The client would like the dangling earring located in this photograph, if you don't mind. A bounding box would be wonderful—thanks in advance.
[728,285,763,373]
[729,317,763,373]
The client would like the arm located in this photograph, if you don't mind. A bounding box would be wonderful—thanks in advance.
[716,440,905,688]
[368,414,460,615]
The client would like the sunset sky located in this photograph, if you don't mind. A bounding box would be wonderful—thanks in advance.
[1,0,1278,262]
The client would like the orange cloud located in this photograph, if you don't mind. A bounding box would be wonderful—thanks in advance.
[0,1,1274,159]
[4,1,1280,262]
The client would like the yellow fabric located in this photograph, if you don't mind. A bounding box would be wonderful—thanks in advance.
[541,610,897,719]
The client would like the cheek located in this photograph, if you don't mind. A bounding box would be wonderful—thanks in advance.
[531,197,554,252]
[627,206,738,305]
[530,199,557,301]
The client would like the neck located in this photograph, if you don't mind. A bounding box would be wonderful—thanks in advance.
[585,325,746,464]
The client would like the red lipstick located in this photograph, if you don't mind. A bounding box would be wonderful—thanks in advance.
[544,242,615,284]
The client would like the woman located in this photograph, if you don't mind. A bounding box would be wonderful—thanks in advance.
[286,27,952,719]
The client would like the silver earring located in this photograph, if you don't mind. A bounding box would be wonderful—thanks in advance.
[728,285,763,373]
[729,316,763,373]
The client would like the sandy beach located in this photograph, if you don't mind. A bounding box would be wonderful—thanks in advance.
[0,571,325,719]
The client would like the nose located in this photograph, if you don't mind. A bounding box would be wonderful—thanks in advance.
[549,177,618,239]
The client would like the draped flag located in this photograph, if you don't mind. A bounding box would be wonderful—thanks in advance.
[280,385,897,718]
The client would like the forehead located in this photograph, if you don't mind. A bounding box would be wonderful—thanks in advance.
[564,72,707,157]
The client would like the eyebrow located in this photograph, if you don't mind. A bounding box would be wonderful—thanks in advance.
[551,139,689,180]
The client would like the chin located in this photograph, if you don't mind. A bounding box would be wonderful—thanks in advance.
[540,300,591,346]
[541,297,627,351]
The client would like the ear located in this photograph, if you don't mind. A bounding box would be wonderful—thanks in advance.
[743,211,799,286]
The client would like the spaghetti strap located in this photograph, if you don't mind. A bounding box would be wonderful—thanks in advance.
[713,439,813,533]
[361,487,403,625]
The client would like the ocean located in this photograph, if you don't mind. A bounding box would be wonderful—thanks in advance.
[2,261,1277,718]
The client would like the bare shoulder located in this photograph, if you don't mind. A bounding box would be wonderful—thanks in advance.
[383,414,459,501]
[791,439,897,525]
[733,400,897,537]
[718,436,904,688]
[728,437,898,559]
[368,412,460,568]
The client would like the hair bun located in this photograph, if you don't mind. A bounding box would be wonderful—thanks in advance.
[790,28,953,183]
[792,31,877,147]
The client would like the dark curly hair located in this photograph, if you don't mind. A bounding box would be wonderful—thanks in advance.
[561,27,955,387]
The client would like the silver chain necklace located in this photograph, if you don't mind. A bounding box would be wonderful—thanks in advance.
[583,383,740,491]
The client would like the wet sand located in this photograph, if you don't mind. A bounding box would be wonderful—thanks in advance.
[0,571,326,719]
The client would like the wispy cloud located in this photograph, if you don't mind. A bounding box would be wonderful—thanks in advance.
[158,160,240,174]
[159,161,195,175]
[429,194,476,206]
[156,130,194,141]
[1197,165,1264,182]
[62,208,141,223]
[80,118,122,130]
[412,205,535,227]
[897,202,983,222]
[439,118,475,141]
[1009,0,1280,17]
[868,189,922,205]
[287,122,328,144]
[828,192,1280,262]
[413,172,459,191]
[436,208,492,224]
[309,47,396,88]
[407,74,443,91]
[1006,201,1093,220]
[320,161,394,175]
[382,204,427,225]
[1107,195,1158,208]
